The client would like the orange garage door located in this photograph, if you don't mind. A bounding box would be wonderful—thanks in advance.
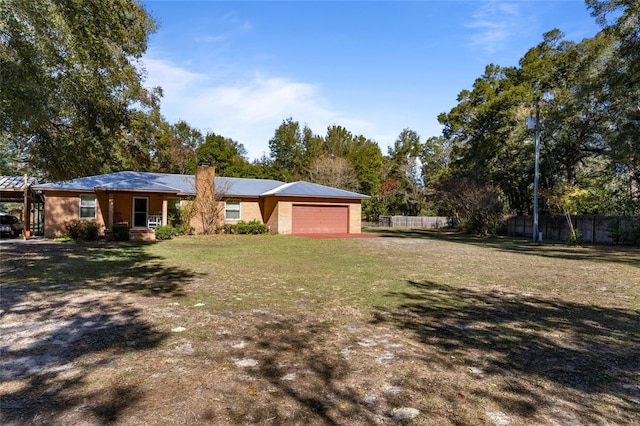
[292,205,349,234]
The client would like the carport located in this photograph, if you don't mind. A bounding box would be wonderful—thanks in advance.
[0,175,44,237]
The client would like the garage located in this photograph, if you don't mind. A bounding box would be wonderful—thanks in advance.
[292,205,349,234]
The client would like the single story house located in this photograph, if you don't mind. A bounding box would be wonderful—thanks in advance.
[34,164,369,240]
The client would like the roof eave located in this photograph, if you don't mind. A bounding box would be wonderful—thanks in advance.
[260,193,370,200]
[34,187,94,193]
[36,187,192,195]
[94,187,184,194]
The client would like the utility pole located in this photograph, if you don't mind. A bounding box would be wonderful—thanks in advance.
[533,100,541,242]
[527,98,541,242]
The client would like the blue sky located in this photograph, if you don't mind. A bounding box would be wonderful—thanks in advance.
[141,1,601,160]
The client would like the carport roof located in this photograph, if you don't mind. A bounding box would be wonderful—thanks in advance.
[1,175,41,203]
[34,171,369,199]
[0,175,38,191]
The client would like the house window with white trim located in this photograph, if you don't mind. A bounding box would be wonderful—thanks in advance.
[79,195,97,219]
[225,200,241,220]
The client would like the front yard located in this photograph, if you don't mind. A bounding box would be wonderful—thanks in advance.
[1,232,638,425]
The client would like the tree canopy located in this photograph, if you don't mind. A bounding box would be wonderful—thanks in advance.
[1,0,156,180]
[196,132,257,178]
[436,2,640,216]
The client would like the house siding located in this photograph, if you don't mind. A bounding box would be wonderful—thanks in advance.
[262,197,279,232]
[348,202,362,233]
[237,200,262,223]
[43,191,105,238]
[277,201,293,235]
[44,191,170,238]
[261,196,363,235]
[187,198,264,233]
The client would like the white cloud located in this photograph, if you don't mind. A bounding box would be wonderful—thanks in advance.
[141,57,379,159]
[142,57,206,94]
[465,1,523,53]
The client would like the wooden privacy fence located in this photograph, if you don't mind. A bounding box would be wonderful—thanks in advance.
[502,215,640,244]
[364,216,457,229]
[364,214,639,245]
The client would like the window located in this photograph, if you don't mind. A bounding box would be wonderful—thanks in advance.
[225,200,241,220]
[79,195,96,219]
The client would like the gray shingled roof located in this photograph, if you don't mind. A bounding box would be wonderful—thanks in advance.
[34,171,369,199]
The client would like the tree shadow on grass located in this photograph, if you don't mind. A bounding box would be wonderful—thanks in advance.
[370,228,640,268]
[0,241,199,425]
[1,241,201,302]
[372,280,640,424]
[222,317,383,425]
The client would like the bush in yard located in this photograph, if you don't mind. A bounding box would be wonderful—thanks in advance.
[428,175,506,235]
[221,223,238,234]
[174,222,194,236]
[83,221,99,241]
[64,219,83,240]
[237,220,268,234]
[64,219,100,241]
[154,225,175,240]
[220,220,268,235]
[112,223,130,241]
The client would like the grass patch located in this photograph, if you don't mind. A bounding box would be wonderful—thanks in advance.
[149,235,413,313]
[1,233,639,425]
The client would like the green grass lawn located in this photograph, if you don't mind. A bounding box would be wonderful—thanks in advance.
[1,232,638,425]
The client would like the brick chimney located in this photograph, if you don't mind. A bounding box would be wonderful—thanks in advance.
[196,162,215,196]
[195,162,216,234]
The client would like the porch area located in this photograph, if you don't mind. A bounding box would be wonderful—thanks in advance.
[101,192,181,241]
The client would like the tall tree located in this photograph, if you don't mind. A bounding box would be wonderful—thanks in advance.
[116,86,164,172]
[521,30,612,186]
[323,125,354,158]
[385,129,426,215]
[0,0,156,180]
[268,117,304,180]
[307,156,360,192]
[389,128,421,166]
[197,132,252,177]
[154,120,202,175]
[439,62,537,213]
[588,0,640,206]
[301,126,324,172]
[347,135,383,196]
[420,136,453,185]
